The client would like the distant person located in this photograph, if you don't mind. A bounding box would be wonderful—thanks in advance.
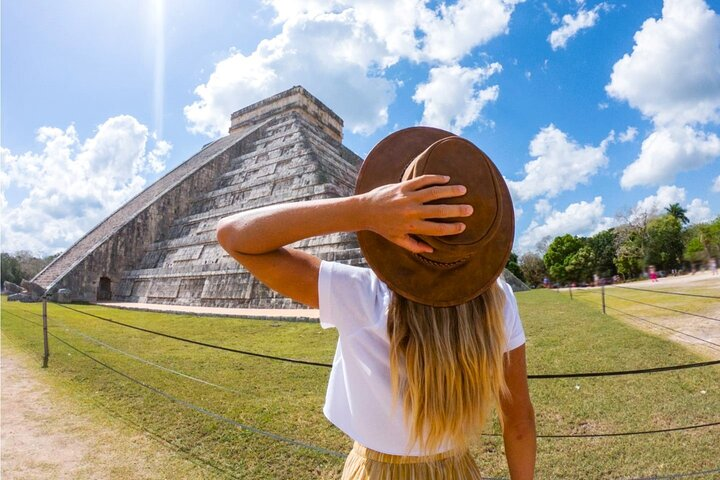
[217,128,536,479]
[710,258,718,276]
[543,276,549,289]
[649,265,658,283]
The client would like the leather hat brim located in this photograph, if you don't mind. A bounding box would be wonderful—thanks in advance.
[354,127,515,307]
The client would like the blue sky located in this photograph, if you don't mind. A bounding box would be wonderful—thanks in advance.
[2,0,719,255]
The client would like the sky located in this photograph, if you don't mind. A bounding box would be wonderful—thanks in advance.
[2,0,720,256]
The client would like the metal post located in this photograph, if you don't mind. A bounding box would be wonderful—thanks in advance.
[42,298,49,368]
[569,285,573,300]
[601,285,606,315]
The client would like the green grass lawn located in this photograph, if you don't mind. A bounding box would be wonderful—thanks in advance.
[2,289,719,479]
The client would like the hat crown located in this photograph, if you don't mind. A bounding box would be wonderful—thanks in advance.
[403,137,502,250]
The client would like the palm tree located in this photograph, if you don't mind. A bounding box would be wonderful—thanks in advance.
[665,203,689,225]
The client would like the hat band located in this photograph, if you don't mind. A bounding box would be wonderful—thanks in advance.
[414,253,471,269]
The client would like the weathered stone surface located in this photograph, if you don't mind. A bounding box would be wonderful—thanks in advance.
[3,281,23,294]
[56,289,72,303]
[21,279,46,298]
[8,293,36,302]
[32,86,365,307]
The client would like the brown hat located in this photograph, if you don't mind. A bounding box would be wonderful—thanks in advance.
[355,126,515,307]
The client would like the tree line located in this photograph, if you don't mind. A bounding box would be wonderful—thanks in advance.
[1,251,59,286]
[505,203,720,287]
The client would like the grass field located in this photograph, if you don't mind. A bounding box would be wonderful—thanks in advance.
[1,287,719,479]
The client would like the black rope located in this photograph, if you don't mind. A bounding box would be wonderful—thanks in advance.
[623,467,720,480]
[52,303,334,368]
[613,285,720,300]
[23,304,720,378]
[5,308,720,479]
[47,316,250,397]
[38,324,348,459]
[532,422,720,438]
[604,305,720,350]
[602,292,720,323]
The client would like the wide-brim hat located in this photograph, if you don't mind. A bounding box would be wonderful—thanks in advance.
[355,126,515,307]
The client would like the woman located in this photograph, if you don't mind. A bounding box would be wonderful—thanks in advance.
[217,127,536,479]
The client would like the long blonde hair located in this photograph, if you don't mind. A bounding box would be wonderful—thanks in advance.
[388,281,509,452]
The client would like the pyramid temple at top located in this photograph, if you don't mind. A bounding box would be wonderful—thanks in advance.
[33,86,366,308]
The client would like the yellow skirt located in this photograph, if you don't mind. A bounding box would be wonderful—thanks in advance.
[341,442,483,480]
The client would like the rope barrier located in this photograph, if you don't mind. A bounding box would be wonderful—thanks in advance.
[624,467,720,480]
[16,304,720,380]
[613,285,720,300]
[46,316,250,397]
[33,321,348,459]
[52,303,334,368]
[4,309,720,479]
[604,305,720,351]
[596,291,719,323]
[5,309,720,440]
[39,303,720,379]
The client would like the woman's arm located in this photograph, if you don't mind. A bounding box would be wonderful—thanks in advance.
[499,344,537,479]
[216,175,471,307]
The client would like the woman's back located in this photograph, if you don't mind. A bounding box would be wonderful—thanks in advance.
[319,261,526,456]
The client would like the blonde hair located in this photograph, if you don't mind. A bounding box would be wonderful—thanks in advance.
[388,281,509,453]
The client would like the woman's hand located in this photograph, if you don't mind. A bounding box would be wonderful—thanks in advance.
[359,174,473,254]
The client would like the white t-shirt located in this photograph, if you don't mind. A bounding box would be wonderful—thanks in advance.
[318,261,526,456]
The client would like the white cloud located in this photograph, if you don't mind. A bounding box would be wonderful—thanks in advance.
[686,198,714,223]
[507,124,612,201]
[620,125,720,189]
[517,196,611,251]
[632,185,687,218]
[187,0,521,137]
[606,0,720,127]
[412,63,501,133]
[548,3,607,50]
[631,184,715,224]
[606,0,720,189]
[417,0,522,64]
[534,198,553,218]
[1,116,171,255]
[618,126,638,143]
[713,175,720,192]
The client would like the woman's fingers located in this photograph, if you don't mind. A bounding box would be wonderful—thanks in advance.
[401,174,451,192]
[393,234,434,253]
[410,183,467,203]
[412,220,466,236]
[421,203,473,219]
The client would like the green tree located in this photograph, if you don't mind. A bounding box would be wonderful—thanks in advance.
[614,237,643,279]
[588,229,617,278]
[519,252,547,287]
[565,244,596,283]
[645,215,683,271]
[1,253,23,285]
[544,234,584,284]
[665,203,689,225]
[504,252,525,283]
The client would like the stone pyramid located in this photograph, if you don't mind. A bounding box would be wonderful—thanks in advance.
[33,86,365,308]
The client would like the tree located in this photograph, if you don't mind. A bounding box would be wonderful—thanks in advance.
[588,229,617,279]
[645,215,683,271]
[544,234,584,284]
[1,253,23,285]
[665,203,689,225]
[519,252,547,288]
[565,244,596,283]
[504,252,525,283]
[614,236,643,278]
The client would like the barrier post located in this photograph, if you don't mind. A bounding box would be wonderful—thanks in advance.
[601,285,606,314]
[569,285,573,300]
[42,298,50,368]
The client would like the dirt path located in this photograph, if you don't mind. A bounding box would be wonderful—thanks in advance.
[0,343,219,480]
